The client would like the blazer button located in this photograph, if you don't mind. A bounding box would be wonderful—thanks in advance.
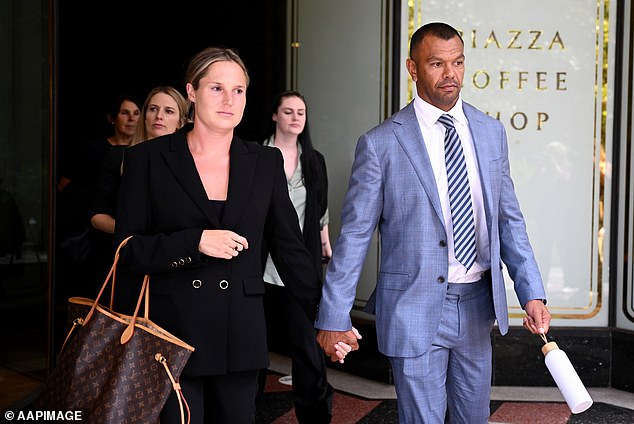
[185,257,192,264]
[192,279,202,289]
[439,240,447,247]
[171,261,178,268]
[437,276,445,283]
[219,279,229,290]
[179,258,185,266]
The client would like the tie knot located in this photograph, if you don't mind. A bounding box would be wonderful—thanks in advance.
[438,114,454,130]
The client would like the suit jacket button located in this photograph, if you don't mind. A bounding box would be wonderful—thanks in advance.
[439,240,447,247]
[171,261,178,268]
[192,279,202,288]
[179,258,185,266]
[185,257,192,263]
[219,279,229,290]
[437,276,445,283]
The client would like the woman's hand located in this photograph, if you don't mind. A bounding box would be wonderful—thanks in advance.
[320,225,332,261]
[321,242,332,262]
[199,230,249,259]
[317,326,362,363]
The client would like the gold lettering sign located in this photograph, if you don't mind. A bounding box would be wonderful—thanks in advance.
[463,29,566,50]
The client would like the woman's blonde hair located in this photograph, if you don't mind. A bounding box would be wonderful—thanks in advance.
[130,86,189,146]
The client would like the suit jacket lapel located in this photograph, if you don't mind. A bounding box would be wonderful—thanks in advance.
[463,103,494,230]
[222,138,257,229]
[162,128,222,228]
[394,103,445,226]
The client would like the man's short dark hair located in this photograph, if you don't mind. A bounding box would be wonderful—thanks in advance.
[409,22,463,58]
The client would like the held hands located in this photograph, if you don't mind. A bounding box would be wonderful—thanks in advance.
[522,299,551,335]
[317,327,362,364]
[199,230,249,259]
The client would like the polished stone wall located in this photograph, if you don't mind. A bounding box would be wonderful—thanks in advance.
[330,323,633,393]
[492,329,611,387]
[612,330,634,392]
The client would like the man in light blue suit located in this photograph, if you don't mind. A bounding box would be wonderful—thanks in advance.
[316,22,551,423]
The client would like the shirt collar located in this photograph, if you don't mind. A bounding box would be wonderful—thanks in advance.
[264,135,303,154]
[413,93,467,129]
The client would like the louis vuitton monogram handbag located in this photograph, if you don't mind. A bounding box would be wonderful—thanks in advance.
[35,236,195,423]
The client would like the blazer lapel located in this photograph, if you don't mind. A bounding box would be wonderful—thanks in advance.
[162,129,222,228]
[463,103,494,230]
[393,103,445,226]
[222,137,257,229]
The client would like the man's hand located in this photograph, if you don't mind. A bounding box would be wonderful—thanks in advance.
[317,328,362,363]
[523,299,551,335]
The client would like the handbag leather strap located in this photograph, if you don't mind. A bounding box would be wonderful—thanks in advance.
[85,235,133,324]
[83,235,152,344]
[120,274,150,344]
[156,353,191,424]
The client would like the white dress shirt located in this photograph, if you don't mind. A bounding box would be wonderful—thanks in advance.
[412,94,491,283]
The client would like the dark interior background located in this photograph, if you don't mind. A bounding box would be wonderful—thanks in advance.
[56,0,286,169]
[52,0,288,351]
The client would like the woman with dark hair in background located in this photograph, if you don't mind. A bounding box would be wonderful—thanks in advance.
[57,94,141,294]
[53,94,140,353]
[258,90,334,423]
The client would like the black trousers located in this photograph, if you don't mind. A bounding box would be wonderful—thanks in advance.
[161,371,259,424]
[260,283,333,424]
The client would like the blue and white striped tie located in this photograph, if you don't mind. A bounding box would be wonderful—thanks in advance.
[438,114,476,270]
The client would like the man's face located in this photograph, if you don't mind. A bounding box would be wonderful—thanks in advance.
[406,35,465,111]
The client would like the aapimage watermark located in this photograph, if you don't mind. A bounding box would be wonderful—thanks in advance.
[4,410,83,421]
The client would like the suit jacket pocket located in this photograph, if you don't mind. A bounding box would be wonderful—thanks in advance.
[378,271,409,291]
[242,276,265,295]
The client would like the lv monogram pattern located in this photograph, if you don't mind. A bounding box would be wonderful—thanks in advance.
[35,299,193,424]
[438,114,477,270]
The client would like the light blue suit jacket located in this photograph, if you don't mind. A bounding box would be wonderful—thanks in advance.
[315,101,546,357]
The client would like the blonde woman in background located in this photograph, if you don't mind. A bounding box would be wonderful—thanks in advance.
[91,86,188,236]
[88,86,188,298]
[130,85,189,146]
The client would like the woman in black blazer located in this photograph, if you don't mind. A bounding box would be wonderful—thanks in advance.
[114,47,348,424]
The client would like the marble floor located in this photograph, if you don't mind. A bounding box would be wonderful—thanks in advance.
[256,353,634,424]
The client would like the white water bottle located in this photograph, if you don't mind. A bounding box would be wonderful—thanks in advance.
[542,341,593,413]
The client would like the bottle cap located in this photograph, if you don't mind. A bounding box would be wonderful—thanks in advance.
[541,341,559,356]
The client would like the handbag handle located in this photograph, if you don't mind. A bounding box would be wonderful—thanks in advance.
[120,274,150,344]
[59,233,136,353]
[109,235,151,320]
[82,235,152,345]
[83,235,134,324]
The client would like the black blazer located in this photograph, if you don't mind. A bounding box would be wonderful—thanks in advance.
[114,124,321,376]
[259,141,329,279]
[301,150,328,278]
